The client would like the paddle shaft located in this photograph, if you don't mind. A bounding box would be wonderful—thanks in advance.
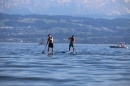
[44,43,48,51]
[42,38,48,53]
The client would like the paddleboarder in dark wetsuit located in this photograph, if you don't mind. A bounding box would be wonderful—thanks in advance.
[68,35,75,53]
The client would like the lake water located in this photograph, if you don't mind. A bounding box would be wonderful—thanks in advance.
[0,43,130,86]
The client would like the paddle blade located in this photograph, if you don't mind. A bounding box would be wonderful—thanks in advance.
[42,51,46,54]
[61,51,66,53]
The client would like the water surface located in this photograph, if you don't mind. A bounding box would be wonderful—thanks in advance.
[0,43,130,86]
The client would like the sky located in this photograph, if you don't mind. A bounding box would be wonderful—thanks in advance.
[0,0,130,17]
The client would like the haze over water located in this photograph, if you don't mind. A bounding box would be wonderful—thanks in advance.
[0,43,130,86]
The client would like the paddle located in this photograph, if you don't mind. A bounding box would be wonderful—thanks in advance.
[42,43,48,54]
[42,39,48,54]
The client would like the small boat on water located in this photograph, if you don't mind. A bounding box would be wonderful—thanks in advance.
[109,42,128,49]
[109,46,128,48]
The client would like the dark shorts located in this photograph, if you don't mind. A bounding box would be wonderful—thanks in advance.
[69,43,74,48]
[48,43,53,48]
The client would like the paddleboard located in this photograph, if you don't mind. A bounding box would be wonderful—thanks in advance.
[42,51,79,55]
[42,52,46,54]
[48,53,53,55]
[64,51,78,55]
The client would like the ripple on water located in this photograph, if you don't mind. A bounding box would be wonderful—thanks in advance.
[0,43,130,86]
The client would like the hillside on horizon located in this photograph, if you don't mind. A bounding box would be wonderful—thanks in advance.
[0,13,130,44]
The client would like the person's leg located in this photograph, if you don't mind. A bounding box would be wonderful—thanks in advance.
[51,43,54,53]
[69,43,71,51]
[73,47,75,52]
[48,47,50,53]
[52,48,54,53]
[48,43,50,54]
[72,44,75,53]
[69,47,71,51]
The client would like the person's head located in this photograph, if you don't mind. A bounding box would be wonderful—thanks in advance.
[72,35,74,37]
[48,34,51,37]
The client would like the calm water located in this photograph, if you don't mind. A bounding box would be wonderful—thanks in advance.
[0,43,130,86]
